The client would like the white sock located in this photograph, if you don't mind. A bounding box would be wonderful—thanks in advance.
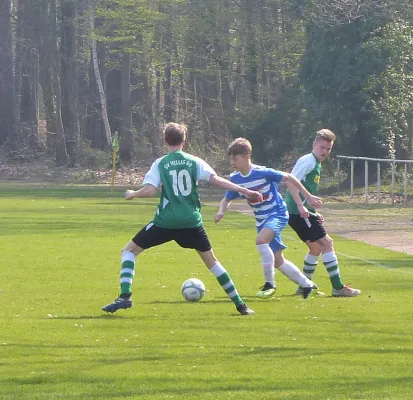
[322,251,337,264]
[210,262,226,277]
[278,260,312,287]
[256,244,275,286]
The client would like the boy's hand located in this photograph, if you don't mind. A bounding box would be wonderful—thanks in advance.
[214,213,224,223]
[245,190,263,203]
[298,204,310,218]
[305,194,322,209]
[316,212,324,223]
[125,190,136,200]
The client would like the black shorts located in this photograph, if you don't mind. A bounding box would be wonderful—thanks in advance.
[288,214,326,243]
[132,222,212,252]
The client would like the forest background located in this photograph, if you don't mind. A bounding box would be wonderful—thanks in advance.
[1,0,413,179]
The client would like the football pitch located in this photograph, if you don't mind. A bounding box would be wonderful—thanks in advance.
[1,183,413,400]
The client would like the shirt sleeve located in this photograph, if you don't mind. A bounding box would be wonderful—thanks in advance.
[142,158,162,188]
[262,168,286,183]
[196,158,217,181]
[290,156,316,181]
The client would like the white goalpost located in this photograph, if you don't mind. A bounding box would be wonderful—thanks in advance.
[336,155,413,206]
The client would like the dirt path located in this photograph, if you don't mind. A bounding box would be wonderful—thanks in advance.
[227,202,413,255]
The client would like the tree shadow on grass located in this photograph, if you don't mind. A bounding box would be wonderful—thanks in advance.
[2,374,412,399]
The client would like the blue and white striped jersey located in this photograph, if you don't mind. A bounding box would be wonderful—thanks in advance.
[225,165,288,227]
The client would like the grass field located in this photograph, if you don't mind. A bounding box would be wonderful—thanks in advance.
[1,183,413,400]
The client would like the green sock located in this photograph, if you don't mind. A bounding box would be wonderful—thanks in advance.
[210,263,244,306]
[322,252,344,290]
[120,252,136,295]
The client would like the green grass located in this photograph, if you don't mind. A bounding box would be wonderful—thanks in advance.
[1,183,413,400]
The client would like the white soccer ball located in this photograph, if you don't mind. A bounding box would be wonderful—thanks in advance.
[181,278,206,302]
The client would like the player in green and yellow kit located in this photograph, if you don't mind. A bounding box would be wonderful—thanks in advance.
[285,129,361,297]
[102,123,263,315]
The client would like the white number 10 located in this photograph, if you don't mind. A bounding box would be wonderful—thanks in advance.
[169,169,192,196]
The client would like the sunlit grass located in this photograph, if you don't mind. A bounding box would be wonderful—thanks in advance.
[1,183,413,399]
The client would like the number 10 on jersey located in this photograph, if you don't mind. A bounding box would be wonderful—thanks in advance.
[169,170,192,196]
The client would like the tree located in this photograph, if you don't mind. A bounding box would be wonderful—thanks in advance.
[61,0,79,166]
[15,0,39,144]
[0,0,17,148]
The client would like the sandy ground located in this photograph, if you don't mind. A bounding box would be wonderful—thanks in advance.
[226,201,413,255]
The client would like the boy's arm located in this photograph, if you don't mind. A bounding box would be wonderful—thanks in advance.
[214,197,231,223]
[282,173,322,210]
[209,174,263,202]
[125,185,157,199]
[287,185,310,218]
[125,158,161,199]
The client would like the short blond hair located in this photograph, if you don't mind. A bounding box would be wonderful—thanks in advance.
[163,123,187,146]
[315,129,336,142]
[227,137,252,156]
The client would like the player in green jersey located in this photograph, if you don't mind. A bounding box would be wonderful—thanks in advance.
[102,122,263,315]
[285,129,361,297]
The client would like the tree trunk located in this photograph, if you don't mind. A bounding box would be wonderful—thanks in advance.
[89,7,111,147]
[119,51,133,162]
[163,59,174,122]
[16,0,39,142]
[244,0,258,105]
[27,0,67,163]
[61,0,78,167]
[0,0,17,148]
[48,0,68,164]
[86,41,107,150]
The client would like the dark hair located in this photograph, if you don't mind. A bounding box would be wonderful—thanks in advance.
[163,123,187,146]
[227,137,252,156]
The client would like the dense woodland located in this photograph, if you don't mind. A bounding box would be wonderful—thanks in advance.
[1,0,413,170]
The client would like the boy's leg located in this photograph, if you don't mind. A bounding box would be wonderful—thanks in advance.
[197,249,254,315]
[257,244,275,287]
[175,226,254,315]
[255,226,280,298]
[274,251,315,290]
[317,235,361,297]
[303,241,322,280]
[102,241,143,313]
[102,223,172,313]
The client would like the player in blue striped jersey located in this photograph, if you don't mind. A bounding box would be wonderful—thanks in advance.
[215,138,323,299]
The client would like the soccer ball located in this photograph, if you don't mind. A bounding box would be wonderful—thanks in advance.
[181,278,206,302]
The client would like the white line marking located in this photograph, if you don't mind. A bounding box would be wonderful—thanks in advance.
[217,215,413,276]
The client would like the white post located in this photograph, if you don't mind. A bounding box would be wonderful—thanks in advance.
[377,162,381,204]
[391,162,395,206]
[365,160,368,203]
[404,163,408,206]
[350,159,354,199]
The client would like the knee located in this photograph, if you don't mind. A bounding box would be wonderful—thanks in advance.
[121,248,130,255]
[256,238,268,246]
[320,235,334,252]
[308,242,322,256]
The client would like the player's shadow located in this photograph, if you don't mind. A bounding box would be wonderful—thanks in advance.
[52,315,133,320]
[148,299,235,304]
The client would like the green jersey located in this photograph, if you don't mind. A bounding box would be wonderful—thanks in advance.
[142,150,216,229]
[285,152,321,215]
